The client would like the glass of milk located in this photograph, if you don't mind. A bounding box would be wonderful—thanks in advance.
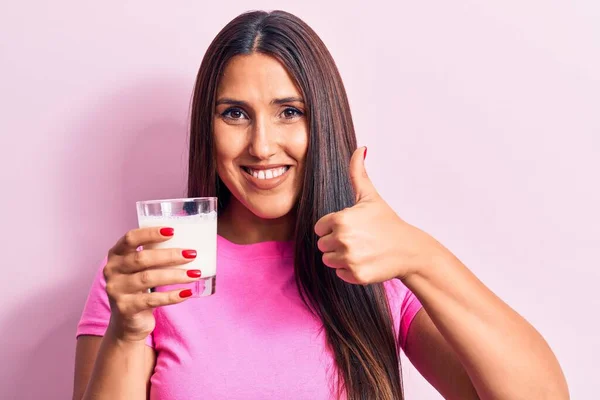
[136,197,217,297]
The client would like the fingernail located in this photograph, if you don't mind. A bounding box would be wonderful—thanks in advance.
[363,147,368,160]
[160,227,174,236]
[179,289,193,298]
[187,269,202,278]
[182,250,197,259]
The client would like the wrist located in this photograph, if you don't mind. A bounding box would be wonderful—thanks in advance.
[106,318,149,346]
[398,239,457,284]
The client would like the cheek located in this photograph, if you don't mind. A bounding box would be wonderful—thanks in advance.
[213,125,246,167]
[288,125,309,162]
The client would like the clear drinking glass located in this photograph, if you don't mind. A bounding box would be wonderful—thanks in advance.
[136,197,218,297]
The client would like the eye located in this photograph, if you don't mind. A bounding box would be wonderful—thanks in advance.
[221,107,248,120]
[281,107,303,119]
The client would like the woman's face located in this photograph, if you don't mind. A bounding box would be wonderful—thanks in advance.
[214,53,309,220]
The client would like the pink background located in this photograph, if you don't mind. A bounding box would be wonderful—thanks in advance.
[1,1,598,399]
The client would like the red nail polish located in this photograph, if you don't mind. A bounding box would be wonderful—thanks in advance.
[182,250,197,259]
[187,269,202,278]
[160,227,174,236]
[179,289,193,298]
[363,147,368,160]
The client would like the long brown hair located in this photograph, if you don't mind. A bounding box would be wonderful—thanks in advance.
[188,10,403,400]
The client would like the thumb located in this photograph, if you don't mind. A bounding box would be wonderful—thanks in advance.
[349,146,377,203]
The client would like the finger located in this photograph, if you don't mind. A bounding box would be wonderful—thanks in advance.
[120,248,197,274]
[129,288,194,313]
[349,146,377,203]
[317,234,338,253]
[123,267,202,294]
[315,212,337,237]
[111,227,175,256]
[336,268,361,285]
[322,252,346,269]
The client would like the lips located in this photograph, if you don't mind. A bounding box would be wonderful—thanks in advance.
[242,165,290,180]
[240,165,292,190]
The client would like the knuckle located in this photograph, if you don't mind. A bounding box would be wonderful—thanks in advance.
[105,280,117,297]
[139,270,152,286]
[133,251,150,267]
[337,232,350,248]
[144,295,159,309]
[123,231,136,247]
[102,265,111,282]
[343,251,355,266]
[339,242,350,253]
[341,260,352,271]
[115,298,130,315]
[334,212,348,227]
[103,259,118,281]
[331,214,341,226]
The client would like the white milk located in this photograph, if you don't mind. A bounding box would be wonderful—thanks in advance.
[138,213,217,277]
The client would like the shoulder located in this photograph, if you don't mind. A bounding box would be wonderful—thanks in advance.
[382,279,424,348]
[383,278,419,312]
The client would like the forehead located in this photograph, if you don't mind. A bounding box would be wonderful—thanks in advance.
[216,53,301,100]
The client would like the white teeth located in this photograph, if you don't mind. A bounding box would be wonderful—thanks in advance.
[246,166,289,180]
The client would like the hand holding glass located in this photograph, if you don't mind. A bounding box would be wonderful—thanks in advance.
[136,197,217,297]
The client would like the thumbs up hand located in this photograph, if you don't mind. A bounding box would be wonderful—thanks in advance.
[314,147,445,285]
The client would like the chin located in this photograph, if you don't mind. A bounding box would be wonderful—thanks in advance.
[243,197,297,220]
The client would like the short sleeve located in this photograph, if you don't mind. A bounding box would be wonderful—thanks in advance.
[383,279,423,350]
[76,257,154,348]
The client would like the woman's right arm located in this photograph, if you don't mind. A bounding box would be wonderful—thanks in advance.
[72,227,201,400]
[73,333,155,400]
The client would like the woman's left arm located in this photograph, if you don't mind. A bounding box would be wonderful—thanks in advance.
[315,148,569,400]
[402,250,568,400]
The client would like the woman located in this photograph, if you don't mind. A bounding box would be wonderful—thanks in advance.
[73,10,568,400]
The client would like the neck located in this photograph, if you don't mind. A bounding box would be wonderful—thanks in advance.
[217,197,296,244]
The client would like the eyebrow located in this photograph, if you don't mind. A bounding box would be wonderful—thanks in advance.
[215,97,304,106]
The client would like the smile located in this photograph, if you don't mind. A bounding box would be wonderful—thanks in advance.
[240,165,292,190]
[242,166,290,180]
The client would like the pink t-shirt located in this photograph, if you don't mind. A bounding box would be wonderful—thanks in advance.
[77,235,423,399]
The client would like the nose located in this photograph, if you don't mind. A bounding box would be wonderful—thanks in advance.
[248,115,277,160]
